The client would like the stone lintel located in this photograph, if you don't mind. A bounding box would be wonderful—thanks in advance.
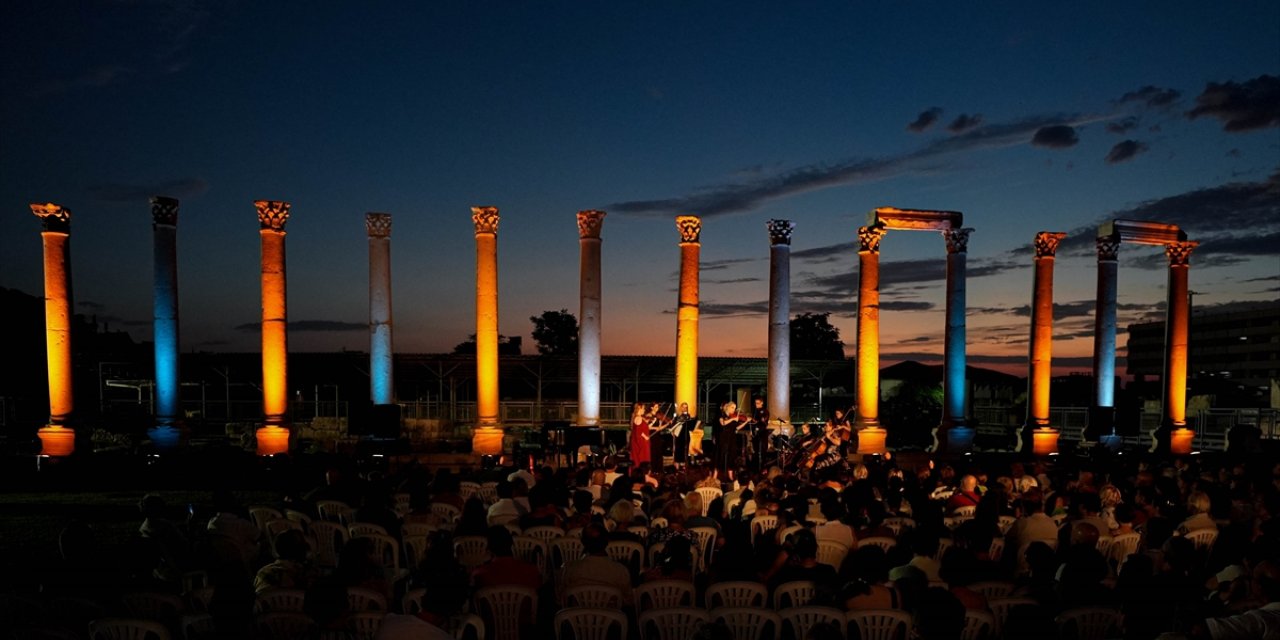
[872,207,963,231]
[1099,219,1187,246]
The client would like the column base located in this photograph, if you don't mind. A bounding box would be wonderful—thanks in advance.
[38,426,75,457]
[856,427,887,455]
[472,426,505,457]
[147,424,187,451]
[1030,428,1060,456]
[1170,428,1195,455]
[255,426,291,456]
[1085,406,1115,442]
[932,426,975,455]
[1098,434,1123,452]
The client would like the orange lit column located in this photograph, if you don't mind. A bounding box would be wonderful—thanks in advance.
[255,200,291,455]
[472,206,503,455]
[675,216,701,410]
[577,210,606,427]
[855,224,887,454]
[766,220,793,426]
[32,203,75,456]
[366,213,394,406]
[935,228,974,454]
[1020,232,1066,455]
[1158,241,1197,454]
[149,196,184,450]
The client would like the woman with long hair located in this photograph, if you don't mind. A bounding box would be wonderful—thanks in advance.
[629,402,651,468]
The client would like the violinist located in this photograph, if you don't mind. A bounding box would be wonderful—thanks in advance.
[629,402,651,468]
[750,397,770,469]
[671,402,697,469]
[715,401,747,479]
[646,402,673,467]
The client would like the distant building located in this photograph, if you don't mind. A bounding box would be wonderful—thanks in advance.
[1127,303,1280,407]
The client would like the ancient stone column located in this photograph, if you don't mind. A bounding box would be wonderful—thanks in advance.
[31,203,75,456]
[1090,235,1120,443]
[855,224,887,454]
[766,220,794,426]
[674,216,701,410]
[1020,232,1066,455]
[366,213,394,406]
[255,200,291,455]
[149,197,183,450]
[472,206,503,455]
[936,227,974,453]
[1158,241,1198,454]
[577,210,606,427]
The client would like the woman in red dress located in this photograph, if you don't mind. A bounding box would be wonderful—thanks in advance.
[629,402,651,467]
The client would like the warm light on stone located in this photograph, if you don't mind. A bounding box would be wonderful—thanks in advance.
[1032,428,1060,456]
[675,216,701,409]
[1170,428,1195,455]
[855,224,885,431]
[256,426,290,456]
[38,426,75,457]
[1020,231,1065,453]
[472,426,504,456]
[472,207,502,453]
[32,203,74,456]
[255,200,291,455]
[857,427,887,455]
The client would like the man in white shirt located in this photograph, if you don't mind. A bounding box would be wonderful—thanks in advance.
[558,523,632,603]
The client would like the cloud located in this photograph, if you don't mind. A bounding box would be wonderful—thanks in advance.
[706,277,762,285]
[1105,140,1149,164]
[235,320,365,333]
[78,300,107,310]
[946,113,983,134]
[86,177,210,202]
[1186,74,1280,132]
[1031,125,1079,148]
[1106,117,1140,134]
[608,112,1094,218]
[907,107,944,132]
[1116,85,1182,108]
[880,301,936,311]
[792,242,855,264]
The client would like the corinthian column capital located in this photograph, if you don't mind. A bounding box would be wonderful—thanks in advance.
[577,209,606,239]
[858,224,886,253]
[31,203,71,233]
[365,212,392,238]
[944,227,974,254]
[1033,231,1067,258]
[676,215,701,244]
[1096,236,1120,262]
[767,219,795,245]
[1165,241,1197,266]
[255,200,291,232]
[472,206,500,235]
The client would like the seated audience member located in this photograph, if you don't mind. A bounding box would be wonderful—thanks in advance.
[559,523,632,603]
[766,528,839,593]
[643,535,695,583]
[255,529,314,593]
[471,525,541,590]
[486,480,523,526]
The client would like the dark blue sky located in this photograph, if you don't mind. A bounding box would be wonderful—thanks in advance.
[2,2,1277,370]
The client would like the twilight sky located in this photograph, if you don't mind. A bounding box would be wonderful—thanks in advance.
[2,2,1277,374]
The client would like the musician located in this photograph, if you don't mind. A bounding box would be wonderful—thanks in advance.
[750,397,770,469]
[671,402,696,469]
[715,401,746,479]
[817,409,853,469]
[629,402,650,468]
[647,402,672,468]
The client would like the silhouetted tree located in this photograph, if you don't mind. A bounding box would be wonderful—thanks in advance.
[790,312,844,360]
[453,334,522,355]
[529,309,578,356]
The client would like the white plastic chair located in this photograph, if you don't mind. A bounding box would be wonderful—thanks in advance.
[392,492,411,516]
[254,612,312,639]
[1182,528,1218,552]
[967,581,1014,600]
[401,522,438,538]
[264,518,304,547]
[350,611,385,640]
[357,532,402,573]
[606,540,645,579]
[846,609,912,640]
[449,612,485,640]
[1055,607,1122,640]
[402,588,426,615]
[554,607,628,640]
[997,515,1016,535]
[988,537,1006,562]
[347,586,388,611]
[551,536,585,570]
[637,607,709,640]
[308,519,349,568]
[120,591,184,621]
[185,587,214,614]
[816,539,850,570]
[1108,532,1142,568]
[524,525,566,544]
[283,509,313,526]
[779,606,844,640]
[934,537,954,563]
[254,588,306,613]
[473,585,538,640]
[688,526,717,571]
[459,481,481,502]
[403,534,430,571]
[634,579,695,612]
[775,524,804,546]
[88,618,172,640]
[248,506,284,532]
[349,522,389,538]
[477,482,499,505]
[431,503,462,527]
[961,609,995,640]
[772,580,816,610]
[705,580,767,609]
[858,536,897,553]
[1094,535,1113,557]
[709,606,781,640]
[695,487,723,516]
[882,517,915,535]
[564,584,625,609]
[750,515,779,545]
[316,500,353,524]
[952,505,977,518]
[987,597,1038,638]
[454,535,492,570]
[512,535,549,579]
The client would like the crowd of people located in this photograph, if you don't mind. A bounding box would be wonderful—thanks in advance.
[5,445,1280,639]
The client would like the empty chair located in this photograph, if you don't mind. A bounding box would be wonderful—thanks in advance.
[454,535,492,570]
[308,519,349,568]
[634,579,695,612]
[710,606,781,640]
[512,536,550,579]
[967,581,1015,600]
[551,537,586,570]
[987,597,1038,638]
[449,613,485,640]
[254,612,313,640]
[473,585,537,640]
[846,609,912,640]
[554,607,628,640]
[1055,607,1122,640]
[688,527,717,571]
[772,580,816,610]
[88,618,172,640]
[524,525,567,544]
[349,522,389,538]
[779,606,844,640]
[694,487,723,516]
[705,580,768,609]
[178,613,214,640]
[817,539,850,571]
[960,609,994,640]
[564,584,625,609]
[316,500,354,524]
[347,586,389,612]
[254,588,306,614]
[637,607,709,640]
[350,611,386,640]
[750,515,779,545]
[248,506,284,532]
[605,540,645,580]
[120,592,184,622]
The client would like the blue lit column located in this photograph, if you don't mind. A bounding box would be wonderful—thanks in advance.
[1090,235,1120,444]
[935,227,974,453]
[149,196,183,449]
[366,213,394,406]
